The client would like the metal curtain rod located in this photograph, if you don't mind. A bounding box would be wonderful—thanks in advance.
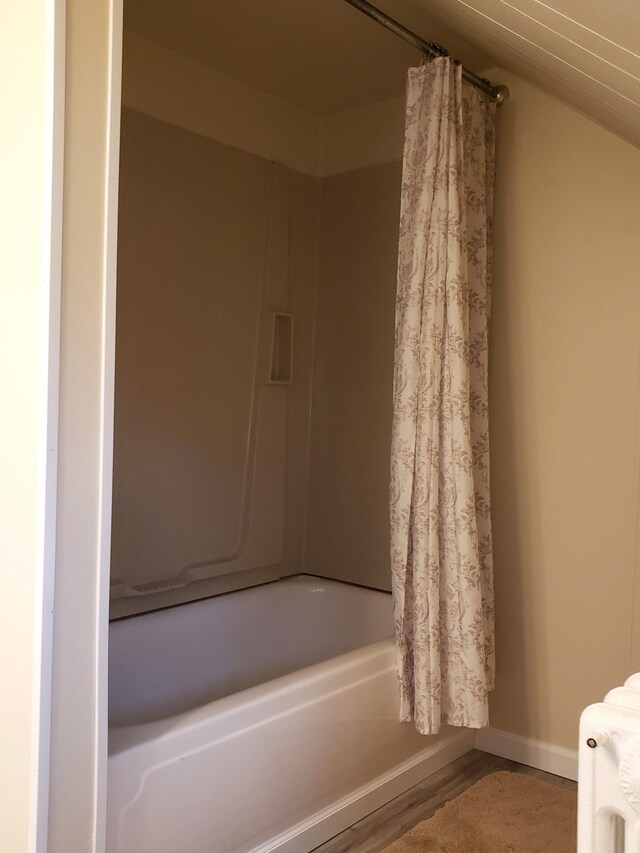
[342,0,509,103]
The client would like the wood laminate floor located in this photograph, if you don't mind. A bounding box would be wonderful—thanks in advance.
[312,749,577,853]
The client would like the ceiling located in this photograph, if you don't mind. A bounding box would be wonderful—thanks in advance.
[414,0,640,149]
[124,0,640,147]
[122,0,493,115]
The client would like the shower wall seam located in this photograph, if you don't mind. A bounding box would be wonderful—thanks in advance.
[298,175,323,579]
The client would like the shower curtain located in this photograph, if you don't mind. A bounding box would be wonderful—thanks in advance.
[390,56,496,735]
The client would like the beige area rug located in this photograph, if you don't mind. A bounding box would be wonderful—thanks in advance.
[383,771,577,853]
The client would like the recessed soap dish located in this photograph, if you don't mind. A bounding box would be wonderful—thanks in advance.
[269,312,293,385]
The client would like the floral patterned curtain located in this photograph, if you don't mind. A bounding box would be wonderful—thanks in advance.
[390,57,496,735]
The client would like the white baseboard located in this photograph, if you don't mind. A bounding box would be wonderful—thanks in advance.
[254,727,575,853]
[475,727,578,781]
[257,729,476,853]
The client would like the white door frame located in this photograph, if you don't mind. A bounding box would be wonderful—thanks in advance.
[29,0,65,850]
[42,0,123,850]
[94,0,124,848]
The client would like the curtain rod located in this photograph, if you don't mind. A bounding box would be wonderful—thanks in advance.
[342,0,509,103]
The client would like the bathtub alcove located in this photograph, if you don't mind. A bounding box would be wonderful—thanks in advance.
[108,1,485,850]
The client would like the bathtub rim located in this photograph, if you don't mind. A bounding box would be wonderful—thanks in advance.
[109,571,393,623]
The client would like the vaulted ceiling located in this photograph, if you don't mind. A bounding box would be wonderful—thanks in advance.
[124,0,640,148]
[415,0,640,149]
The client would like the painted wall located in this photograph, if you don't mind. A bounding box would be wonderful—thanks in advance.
[0,2,52,849]
[488,69,640,750]
[305,163,402,590]
[308,66,640,751]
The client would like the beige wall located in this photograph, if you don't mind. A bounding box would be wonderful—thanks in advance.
[113,48,405,611]
[0,2,50,849]
[305,163,402,590]
[111,109,320,616]
[488,69,640,749]
[320,95,405,177]
[112,29,408,615]
[122,29,407,179]
[111,109,402,608]
[114,39,410,617]
[307,67,640,753]
[122,31,322,176]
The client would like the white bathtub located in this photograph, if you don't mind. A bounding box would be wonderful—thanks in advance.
[107,575,472,853]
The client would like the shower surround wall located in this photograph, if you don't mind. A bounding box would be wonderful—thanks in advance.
[112,33,407,613]
[112,109,320,615]
[305,163,402,591]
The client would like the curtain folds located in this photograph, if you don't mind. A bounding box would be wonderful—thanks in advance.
[390,57,496,735]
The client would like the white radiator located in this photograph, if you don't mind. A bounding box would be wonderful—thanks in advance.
[579,674,640,851]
